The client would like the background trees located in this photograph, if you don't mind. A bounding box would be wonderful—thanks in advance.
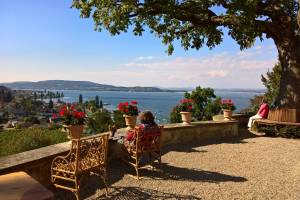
[261,62,281,107]
[170,86,221,123]
[0,86,13,103]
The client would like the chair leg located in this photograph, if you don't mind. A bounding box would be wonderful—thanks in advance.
[135,153,140,180]
[158,151,162,165]
[101,170,109,197]
[74,191,80,200]
[74,175,81,200]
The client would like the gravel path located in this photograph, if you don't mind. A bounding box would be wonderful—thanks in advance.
[55,134,300,200]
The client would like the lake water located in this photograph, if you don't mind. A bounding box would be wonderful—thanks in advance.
[58,89,263,124]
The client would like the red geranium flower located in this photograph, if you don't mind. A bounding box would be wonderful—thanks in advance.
[117,101,139,116]
[131,101,138,105]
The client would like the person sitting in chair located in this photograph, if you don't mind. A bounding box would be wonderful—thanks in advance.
[248,98,270,129]
[126,111,159,142]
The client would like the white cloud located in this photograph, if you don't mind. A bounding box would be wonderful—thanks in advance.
[207,70,229,78]
[136,56,154,60]
[0,44,277,88]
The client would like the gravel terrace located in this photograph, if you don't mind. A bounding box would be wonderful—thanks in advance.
[55,133,300,200]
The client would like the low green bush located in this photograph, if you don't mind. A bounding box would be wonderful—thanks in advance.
[112,110,126,129]
[170,86,222,123]
[0,128,67,157]
[85,109,113,134]
[170,105,182,123]
[254,124,300,138]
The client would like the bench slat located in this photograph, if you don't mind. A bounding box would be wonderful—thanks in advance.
[255,119,300,126]
[267,109,300,123]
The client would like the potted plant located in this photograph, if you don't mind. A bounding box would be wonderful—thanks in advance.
[220,99,236,120]
[118,101,139,130]
[59,103,86,139]
[178,99,193,125]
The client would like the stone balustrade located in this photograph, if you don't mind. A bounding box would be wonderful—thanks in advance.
[0,120,239,188]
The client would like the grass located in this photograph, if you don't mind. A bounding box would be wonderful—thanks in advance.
[0,128,68,157]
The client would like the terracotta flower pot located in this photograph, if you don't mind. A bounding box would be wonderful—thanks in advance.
[180,112,192,125]
[64,125,84,139]
[223,110,233,121]
[123,115,137,130]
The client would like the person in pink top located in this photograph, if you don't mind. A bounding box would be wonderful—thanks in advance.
[248,98,270,129]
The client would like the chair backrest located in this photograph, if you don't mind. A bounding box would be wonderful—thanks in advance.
[71,133,109,172]
[135,125,163,153]
[268,109,300,123]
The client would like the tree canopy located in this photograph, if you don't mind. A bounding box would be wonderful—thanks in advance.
[72,0,300,108]
[72,0,299,54]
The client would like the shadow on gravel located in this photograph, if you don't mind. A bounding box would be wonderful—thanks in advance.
[162,128,256,155]
[97,186,202,200]
[143,163,247,183]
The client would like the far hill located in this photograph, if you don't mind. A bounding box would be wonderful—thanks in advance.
[0,80,182,92]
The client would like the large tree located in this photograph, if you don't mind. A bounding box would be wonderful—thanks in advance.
[72,0,300,108]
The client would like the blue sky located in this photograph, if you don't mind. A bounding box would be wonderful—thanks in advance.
[0,0,278,89]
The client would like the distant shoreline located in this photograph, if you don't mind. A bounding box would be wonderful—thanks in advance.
[0,80,265,93]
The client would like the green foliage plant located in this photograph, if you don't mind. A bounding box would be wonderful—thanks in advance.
[170,105,182,123]
[261,62,282,107]
[79,94,83,104]
[0,128,67,157]
[170,86,221,123]
[244,61,281,113]
[185,86,221,121]
[113,110,126,129]
[85,109,113,134]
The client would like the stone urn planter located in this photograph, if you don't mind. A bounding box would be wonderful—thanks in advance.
[64,125,84,139]
[180,112,192,125]
[223,110,233,121]
[123,115,137,130]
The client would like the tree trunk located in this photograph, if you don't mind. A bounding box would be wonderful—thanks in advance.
[274,35,300,109]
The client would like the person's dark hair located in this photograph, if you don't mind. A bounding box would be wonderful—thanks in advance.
[139,111,156,125]
[261,96,268,104]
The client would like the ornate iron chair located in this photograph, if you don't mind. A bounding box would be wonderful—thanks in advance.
[51,133,109,200]
[122,125,163,180]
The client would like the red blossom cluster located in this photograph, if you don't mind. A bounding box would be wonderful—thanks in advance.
[58,103,86,125]
[118,101,139,116]
[179,98,194,112]
[180,99,193,104]
[220,99,236,111]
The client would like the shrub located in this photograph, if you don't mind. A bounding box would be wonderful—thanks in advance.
[85,109,113,134]
[23,116,40,124]
[254,123,300,138]
[0,128,67,157]
[170,105,182,123]
[170,86,221,122]
[113,110,126,128]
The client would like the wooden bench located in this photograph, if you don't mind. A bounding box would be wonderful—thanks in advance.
[254,109,300,136]
[255,109,300,125]
[51,133,109,200]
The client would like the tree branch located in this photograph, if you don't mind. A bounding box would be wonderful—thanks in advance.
[298,0,300,33]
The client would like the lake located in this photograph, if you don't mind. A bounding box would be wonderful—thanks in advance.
[57,89,263,124]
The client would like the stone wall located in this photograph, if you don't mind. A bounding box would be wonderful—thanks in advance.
[0,120,239,188]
